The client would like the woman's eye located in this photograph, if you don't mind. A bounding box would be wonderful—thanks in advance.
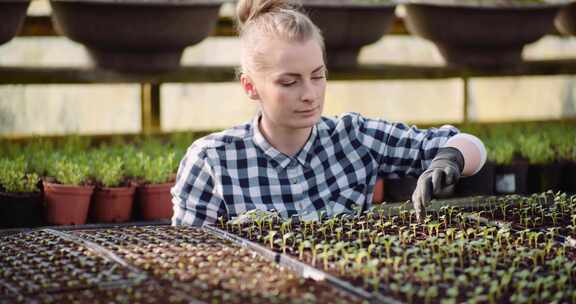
[280,81,296,87]
[312,76,325,80]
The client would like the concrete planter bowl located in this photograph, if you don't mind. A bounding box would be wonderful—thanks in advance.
[403,0,566,67]
[302,0,397,67]
[49,0,226,72]
[556,2,576,35]
[0,0,30,46]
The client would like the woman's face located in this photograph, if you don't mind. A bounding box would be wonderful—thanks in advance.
[243,38,327,132]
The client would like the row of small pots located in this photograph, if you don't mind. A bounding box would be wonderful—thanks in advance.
[2,0,576,71]
[376,160,576,203]
[0,181,174,229]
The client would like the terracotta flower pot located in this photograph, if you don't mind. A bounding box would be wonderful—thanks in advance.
[555,2,576,35]
[136,182,174,221]
[43,181,94,225]
[49,0,225,72]
[404,2,563,67]
[0,0,30,46]
[302,0,397,67]
[90,186,135,223]
[0,191,44,228]
[372,178,385,204]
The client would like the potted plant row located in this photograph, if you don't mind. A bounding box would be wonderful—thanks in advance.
[480,123,576,195]
[0,136,183,227]
[365,121,576,203]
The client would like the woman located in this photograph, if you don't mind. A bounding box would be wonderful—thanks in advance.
[171,0,486,226]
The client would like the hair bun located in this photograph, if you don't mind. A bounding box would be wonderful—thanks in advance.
[236,0,297,30]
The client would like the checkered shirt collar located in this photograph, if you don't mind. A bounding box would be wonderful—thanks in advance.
[251,113,319,170]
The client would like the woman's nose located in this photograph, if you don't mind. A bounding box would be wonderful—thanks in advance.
[301,81,317,102]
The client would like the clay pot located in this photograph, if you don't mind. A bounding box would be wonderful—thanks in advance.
[404,2,562,67]
[136,182,174,220]
[302,0,397,67]
[49,0,225,72]
[555,2,576,35]
[372,178,385,204]
[90,186,135,223]
[43,181,94,225]
[0,0,30,46]
[0,191,44,228]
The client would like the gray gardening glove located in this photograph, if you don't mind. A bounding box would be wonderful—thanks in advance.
[412,147,464,222]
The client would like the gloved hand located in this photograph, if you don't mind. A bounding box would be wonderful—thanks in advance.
[412,147,464,222]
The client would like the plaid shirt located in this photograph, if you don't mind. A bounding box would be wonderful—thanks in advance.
[171,112,459,226]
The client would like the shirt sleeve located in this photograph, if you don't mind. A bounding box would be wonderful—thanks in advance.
[171,144,227,226]
[353,114,460,178]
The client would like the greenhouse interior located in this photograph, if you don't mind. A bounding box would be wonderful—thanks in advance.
[1,0,576,303]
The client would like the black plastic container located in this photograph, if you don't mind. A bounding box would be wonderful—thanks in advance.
[494,160,529,195]
[455,161,495,197]
[0,191,44,228]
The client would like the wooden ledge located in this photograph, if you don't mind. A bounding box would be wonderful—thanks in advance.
[1,59,575,84]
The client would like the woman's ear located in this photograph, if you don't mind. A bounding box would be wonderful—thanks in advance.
[240,74,260,100]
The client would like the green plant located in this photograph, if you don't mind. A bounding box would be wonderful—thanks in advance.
[518,133,555,165]
[485,137,516,165]
[59,135,92,156]
[0,158,40,193]
[142,153,176,184]
[550,126,576,161]
[92,152,125,188]
[48,157,91,186]
[123,149,147,180]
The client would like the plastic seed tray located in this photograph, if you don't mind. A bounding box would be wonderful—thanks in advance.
[29,280,200,304]
[73,225,362,303]
[217,193,576,303]
[0,230,143,298]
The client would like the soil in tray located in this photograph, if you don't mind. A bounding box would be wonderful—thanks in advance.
[220,197,576,304]
[0,230,140,296]
[30,280,192,304]
[73,226,360,303]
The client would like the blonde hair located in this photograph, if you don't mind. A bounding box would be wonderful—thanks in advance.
[236,0,325,74]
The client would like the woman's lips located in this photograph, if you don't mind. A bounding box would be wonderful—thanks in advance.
[295,107,318,115]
